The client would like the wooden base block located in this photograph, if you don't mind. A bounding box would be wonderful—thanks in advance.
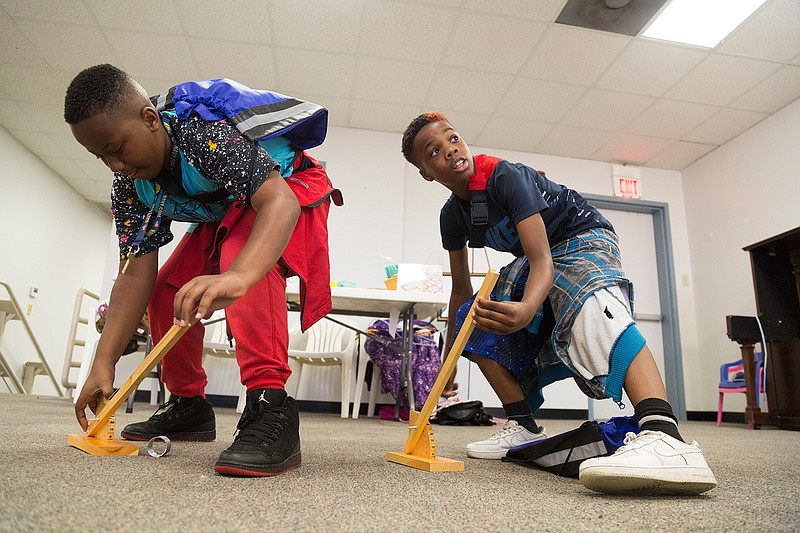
[67,434,139,457]
[386,451,464,472]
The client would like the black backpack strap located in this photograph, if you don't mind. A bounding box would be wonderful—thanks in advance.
[469,188,488,248]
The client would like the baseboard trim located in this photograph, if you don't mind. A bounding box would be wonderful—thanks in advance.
[133,391,748,425]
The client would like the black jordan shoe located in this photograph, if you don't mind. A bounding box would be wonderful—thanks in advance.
[120,395,216,441]
[214,388,301,477]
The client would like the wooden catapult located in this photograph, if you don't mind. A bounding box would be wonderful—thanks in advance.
[387,269,498,472]
[67,325,189,456]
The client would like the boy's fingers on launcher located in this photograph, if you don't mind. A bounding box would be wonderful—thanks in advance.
[75,390,106,431]
[173,280,205,326]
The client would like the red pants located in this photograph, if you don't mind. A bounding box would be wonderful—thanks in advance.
[147,202,291,397]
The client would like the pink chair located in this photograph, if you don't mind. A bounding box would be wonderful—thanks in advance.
[717,352,763,427]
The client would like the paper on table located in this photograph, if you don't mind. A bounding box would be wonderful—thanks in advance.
[396,264,443,293]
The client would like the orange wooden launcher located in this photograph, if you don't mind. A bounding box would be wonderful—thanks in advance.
[387,269,498,472]
[67,325,189,456]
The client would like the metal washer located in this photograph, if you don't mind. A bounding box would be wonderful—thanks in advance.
[146,435,172,457]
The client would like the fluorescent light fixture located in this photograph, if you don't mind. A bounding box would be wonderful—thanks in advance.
[643,0,767,48]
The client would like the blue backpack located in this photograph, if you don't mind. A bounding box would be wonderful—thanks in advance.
[133,79,329,225]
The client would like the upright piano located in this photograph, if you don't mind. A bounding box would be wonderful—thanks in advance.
[727,226,800,430]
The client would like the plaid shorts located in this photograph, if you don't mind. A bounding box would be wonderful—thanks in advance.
[453,228,633,406]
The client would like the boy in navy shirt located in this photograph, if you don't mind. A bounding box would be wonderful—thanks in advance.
[402,112,716,495]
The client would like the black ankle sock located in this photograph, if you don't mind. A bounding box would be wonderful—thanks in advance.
[503,400,540,433]
[635,397,683,442]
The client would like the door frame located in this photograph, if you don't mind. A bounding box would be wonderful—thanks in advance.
[584,194,686,421]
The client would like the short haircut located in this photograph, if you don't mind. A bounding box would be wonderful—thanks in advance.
[64,64,141,124]
[401,112,449,166]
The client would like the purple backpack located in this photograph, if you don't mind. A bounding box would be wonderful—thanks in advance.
[363,319,441,411]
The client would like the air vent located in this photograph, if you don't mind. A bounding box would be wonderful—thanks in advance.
[556,0,668,36]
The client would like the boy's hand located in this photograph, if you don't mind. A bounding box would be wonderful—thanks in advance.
[472,297,536,335]
[74,363,115,431]
[173,271,250,325]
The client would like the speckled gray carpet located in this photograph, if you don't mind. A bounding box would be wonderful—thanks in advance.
[1,394,798,532]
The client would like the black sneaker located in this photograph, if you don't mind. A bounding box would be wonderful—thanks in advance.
[214,388,301,477]
[120,395,216,441]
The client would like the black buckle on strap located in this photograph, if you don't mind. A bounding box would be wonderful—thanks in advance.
[469,189,488,248]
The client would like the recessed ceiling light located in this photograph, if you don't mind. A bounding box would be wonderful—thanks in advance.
[643,0,767,48]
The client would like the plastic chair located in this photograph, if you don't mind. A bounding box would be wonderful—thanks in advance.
[718,352,763,427]
[352,351,381,419]
[287,319,358,418]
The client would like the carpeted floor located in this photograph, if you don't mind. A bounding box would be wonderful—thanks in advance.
[1,393,799,532]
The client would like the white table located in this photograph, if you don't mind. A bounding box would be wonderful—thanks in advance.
[285,285,448,415]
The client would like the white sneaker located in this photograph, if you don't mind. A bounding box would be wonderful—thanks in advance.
[579,430,718,495]
[465,420,547,459]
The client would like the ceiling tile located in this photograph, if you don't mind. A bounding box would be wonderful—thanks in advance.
[354,57,435,106]
[0,13,47,67]
[521,25,629,86]
[359,1,457,63]
[623,99,719,139]
[65,177,106,197]
[665,54,780,106]
[561,88,655,131]
[462,0,564,21]
[9,130,67,157]
[189,38,277,88]
[75,159,113,181]
[595,40,707,97]
[645,140,716,170]
[441,13,546,74]
[495,78,585,123]
[535,125,615,160]
[15,20,117,74]
[48,132,96,161]
[0,65,65,104]
[275,49,355,99]
[730,64,800,113]
[0,0,796,200]
[270,0,362,53]
[426,68,514,114]
[106,30,199,81]
[0,99,31,131]
[0,0,94,24]
[716,0,800,63]
[683,108,767,145]
[349,100,424,133]
[474,117,552,153]
[129,76,189,98]
[17,102,71,135]
[592,133,672,166]
[173,0,271,43]
[85,0,181,32]
[38,155,83,177]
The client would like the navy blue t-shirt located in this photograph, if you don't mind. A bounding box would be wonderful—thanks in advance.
[440,157,613,255]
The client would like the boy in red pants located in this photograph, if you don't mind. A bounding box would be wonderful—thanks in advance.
[65,64,341,477]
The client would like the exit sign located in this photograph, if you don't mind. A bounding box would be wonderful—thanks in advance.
[614,175,641,198]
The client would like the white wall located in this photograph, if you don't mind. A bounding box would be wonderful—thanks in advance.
[7,100,796,413]
[682,98,800,413]
[310,124,695,410]
[0,126,109,396]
